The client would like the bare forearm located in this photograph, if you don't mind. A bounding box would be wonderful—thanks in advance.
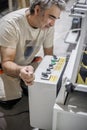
[2,61,23,77]
[44,46,53,55]
[2,61,35,85]
[0,47,35,85]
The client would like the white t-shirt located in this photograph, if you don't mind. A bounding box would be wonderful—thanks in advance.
[0,8,54,65]
[0,8,54,100]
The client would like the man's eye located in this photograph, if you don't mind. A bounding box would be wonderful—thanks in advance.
[49,16,55,20]
[49,14,60,20]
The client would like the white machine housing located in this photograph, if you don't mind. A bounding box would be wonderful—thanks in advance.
[52,1,87,130]
[28,55,66,130]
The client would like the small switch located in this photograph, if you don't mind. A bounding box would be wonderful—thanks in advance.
[53,55,57,59]
[41,72,50,80]
[41,72,48,78]
[49,64,53,69]
[46,68,51,74]
[51,60,56,65]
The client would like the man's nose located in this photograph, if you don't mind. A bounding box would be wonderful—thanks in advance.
[49,19,55,26]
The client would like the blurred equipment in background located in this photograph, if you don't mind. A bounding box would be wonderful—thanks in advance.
[0,0,30,13]
[8,0,29,12]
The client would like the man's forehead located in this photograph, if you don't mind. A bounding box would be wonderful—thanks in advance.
[45,5,61,18]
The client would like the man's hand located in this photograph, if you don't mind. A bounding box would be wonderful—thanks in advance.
[19,65,35,86]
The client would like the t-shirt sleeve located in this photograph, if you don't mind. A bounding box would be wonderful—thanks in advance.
[0,19,18,48]
[43,26,54,48]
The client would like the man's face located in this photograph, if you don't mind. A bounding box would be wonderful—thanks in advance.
[38,5,61,29]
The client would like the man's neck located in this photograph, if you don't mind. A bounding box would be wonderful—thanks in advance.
[26,11,38,29]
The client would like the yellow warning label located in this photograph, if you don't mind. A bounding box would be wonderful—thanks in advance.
[49,75,58,82]
[59,58,65,62]
[54,65,62,70]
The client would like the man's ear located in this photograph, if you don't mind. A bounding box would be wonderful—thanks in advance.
[34,5,41,15]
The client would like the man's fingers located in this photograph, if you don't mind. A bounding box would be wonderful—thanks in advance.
[25,81,34,86]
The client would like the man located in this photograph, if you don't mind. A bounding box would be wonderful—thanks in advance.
[0,0,66,105]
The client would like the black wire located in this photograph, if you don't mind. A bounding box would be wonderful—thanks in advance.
[0,110,29,118]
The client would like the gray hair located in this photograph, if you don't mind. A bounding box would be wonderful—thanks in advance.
[30,0,66,14]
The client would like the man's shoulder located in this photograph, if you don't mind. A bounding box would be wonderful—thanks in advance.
[1,8,28,21]
[12,8,28,14]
